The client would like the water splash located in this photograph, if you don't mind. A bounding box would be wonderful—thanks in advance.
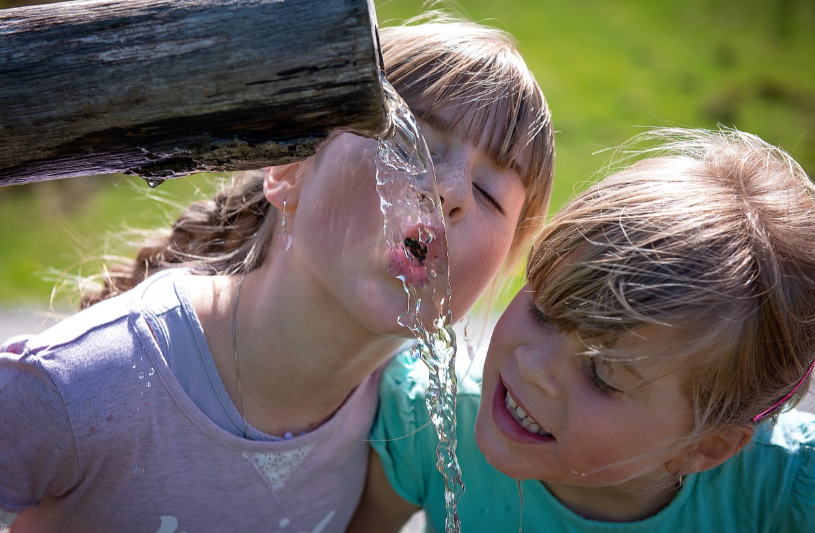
[376,76,464,533]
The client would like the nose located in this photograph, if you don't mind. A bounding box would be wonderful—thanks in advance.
[434,149,473,224]
[516,344,563,399]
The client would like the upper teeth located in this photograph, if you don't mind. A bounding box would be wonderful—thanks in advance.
[506,391,550,436]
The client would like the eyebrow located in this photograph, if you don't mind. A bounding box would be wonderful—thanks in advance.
[421,114,525,178]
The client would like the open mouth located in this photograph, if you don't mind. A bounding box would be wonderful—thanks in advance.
[387,223,445,287]
[505,390,553,437]
[404,237,428,264]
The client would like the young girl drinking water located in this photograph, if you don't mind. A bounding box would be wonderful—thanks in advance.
[0,16,554,533]
[355,127,815,532]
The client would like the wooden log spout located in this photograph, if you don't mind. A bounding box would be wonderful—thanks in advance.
[0,0,387,186]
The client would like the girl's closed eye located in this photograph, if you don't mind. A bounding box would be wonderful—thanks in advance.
[474,182,505,215]
[587,357,622,397]
[527,299,550,325]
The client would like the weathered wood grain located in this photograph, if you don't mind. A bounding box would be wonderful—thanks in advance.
[0,0,386,185]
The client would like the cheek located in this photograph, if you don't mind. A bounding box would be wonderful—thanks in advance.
[447,220,514,316]
[559,401,684,480]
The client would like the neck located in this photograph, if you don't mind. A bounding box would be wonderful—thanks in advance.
[542,477,680,523]
[194,268,408,438]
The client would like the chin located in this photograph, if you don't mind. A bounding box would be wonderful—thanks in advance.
[475,423,534,481]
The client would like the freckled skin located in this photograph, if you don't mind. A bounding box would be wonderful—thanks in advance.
[288,121,526,335]
[476,286,693,494]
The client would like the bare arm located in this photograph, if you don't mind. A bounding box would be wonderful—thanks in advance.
[347,449,420,533]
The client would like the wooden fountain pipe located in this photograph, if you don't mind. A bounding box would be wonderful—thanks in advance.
[0,0,387,186]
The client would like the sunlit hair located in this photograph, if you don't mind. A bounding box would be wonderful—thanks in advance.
[82,13,554,307]
[527,128,815,441]
[381,12,554,267]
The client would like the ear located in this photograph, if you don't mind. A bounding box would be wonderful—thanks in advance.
[666,424,754,476]
[263,161,306,211]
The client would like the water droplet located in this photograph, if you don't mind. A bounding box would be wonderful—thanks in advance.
[137,371,144,379]
[134,466,144,474]
[131,363,137,369]
[148,367,155,376]
[581,473,587,478]
[279,518,290,528]
[146,381,152,388]
[142,177,166,188]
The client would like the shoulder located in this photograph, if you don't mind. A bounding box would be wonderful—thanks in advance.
[693,410,815,530]
[755,410,815,529]
[3,295,130,357]
[2,270,190,375]
[755,408,815,451]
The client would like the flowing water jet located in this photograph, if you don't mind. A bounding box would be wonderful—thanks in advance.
[375,75,464,533]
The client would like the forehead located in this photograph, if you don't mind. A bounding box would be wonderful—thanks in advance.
[419,104,528,179]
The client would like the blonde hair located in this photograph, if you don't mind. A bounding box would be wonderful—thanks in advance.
[84,13,554,306]
[381,13,554,267]
[527,128,815,437]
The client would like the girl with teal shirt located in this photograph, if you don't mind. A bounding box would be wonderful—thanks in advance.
[350,128,815,532]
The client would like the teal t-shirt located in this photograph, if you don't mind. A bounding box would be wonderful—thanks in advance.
[370,351,815,533]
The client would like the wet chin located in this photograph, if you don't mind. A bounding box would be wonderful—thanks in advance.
[475,410,521,478]
[475,403,547,481]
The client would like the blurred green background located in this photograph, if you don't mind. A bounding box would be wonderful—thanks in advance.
[1,0,814,308]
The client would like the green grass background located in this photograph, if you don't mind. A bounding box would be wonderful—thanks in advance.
[1,0,813,308]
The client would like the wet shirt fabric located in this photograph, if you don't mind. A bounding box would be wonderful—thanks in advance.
[372,351,815,533]
[0,270,383,533]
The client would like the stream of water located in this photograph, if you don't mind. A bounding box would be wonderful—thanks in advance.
[375,76,464,533]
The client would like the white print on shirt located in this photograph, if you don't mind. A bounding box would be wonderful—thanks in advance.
[278,511,336,533]
[154,516,186,533]
[0,510,17,527]
[242,445,315,492]
[151,511,334,533]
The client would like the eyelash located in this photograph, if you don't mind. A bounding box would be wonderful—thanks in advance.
[527,301,548,324]
[527,301,623,397]
[474,183,505,215]
[588,358,621,397]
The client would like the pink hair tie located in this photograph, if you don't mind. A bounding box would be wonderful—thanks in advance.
[752,359,815,423]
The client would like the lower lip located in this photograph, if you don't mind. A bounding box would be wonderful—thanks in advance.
[388,246,429,287]
[492,378,555,444]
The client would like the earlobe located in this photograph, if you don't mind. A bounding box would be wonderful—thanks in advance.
[667,424,755,476]
[263,161,305,210]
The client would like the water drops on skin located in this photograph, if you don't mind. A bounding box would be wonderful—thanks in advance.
[138,371,144,379]
[134,466,145,475]
[148,367,155,376]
